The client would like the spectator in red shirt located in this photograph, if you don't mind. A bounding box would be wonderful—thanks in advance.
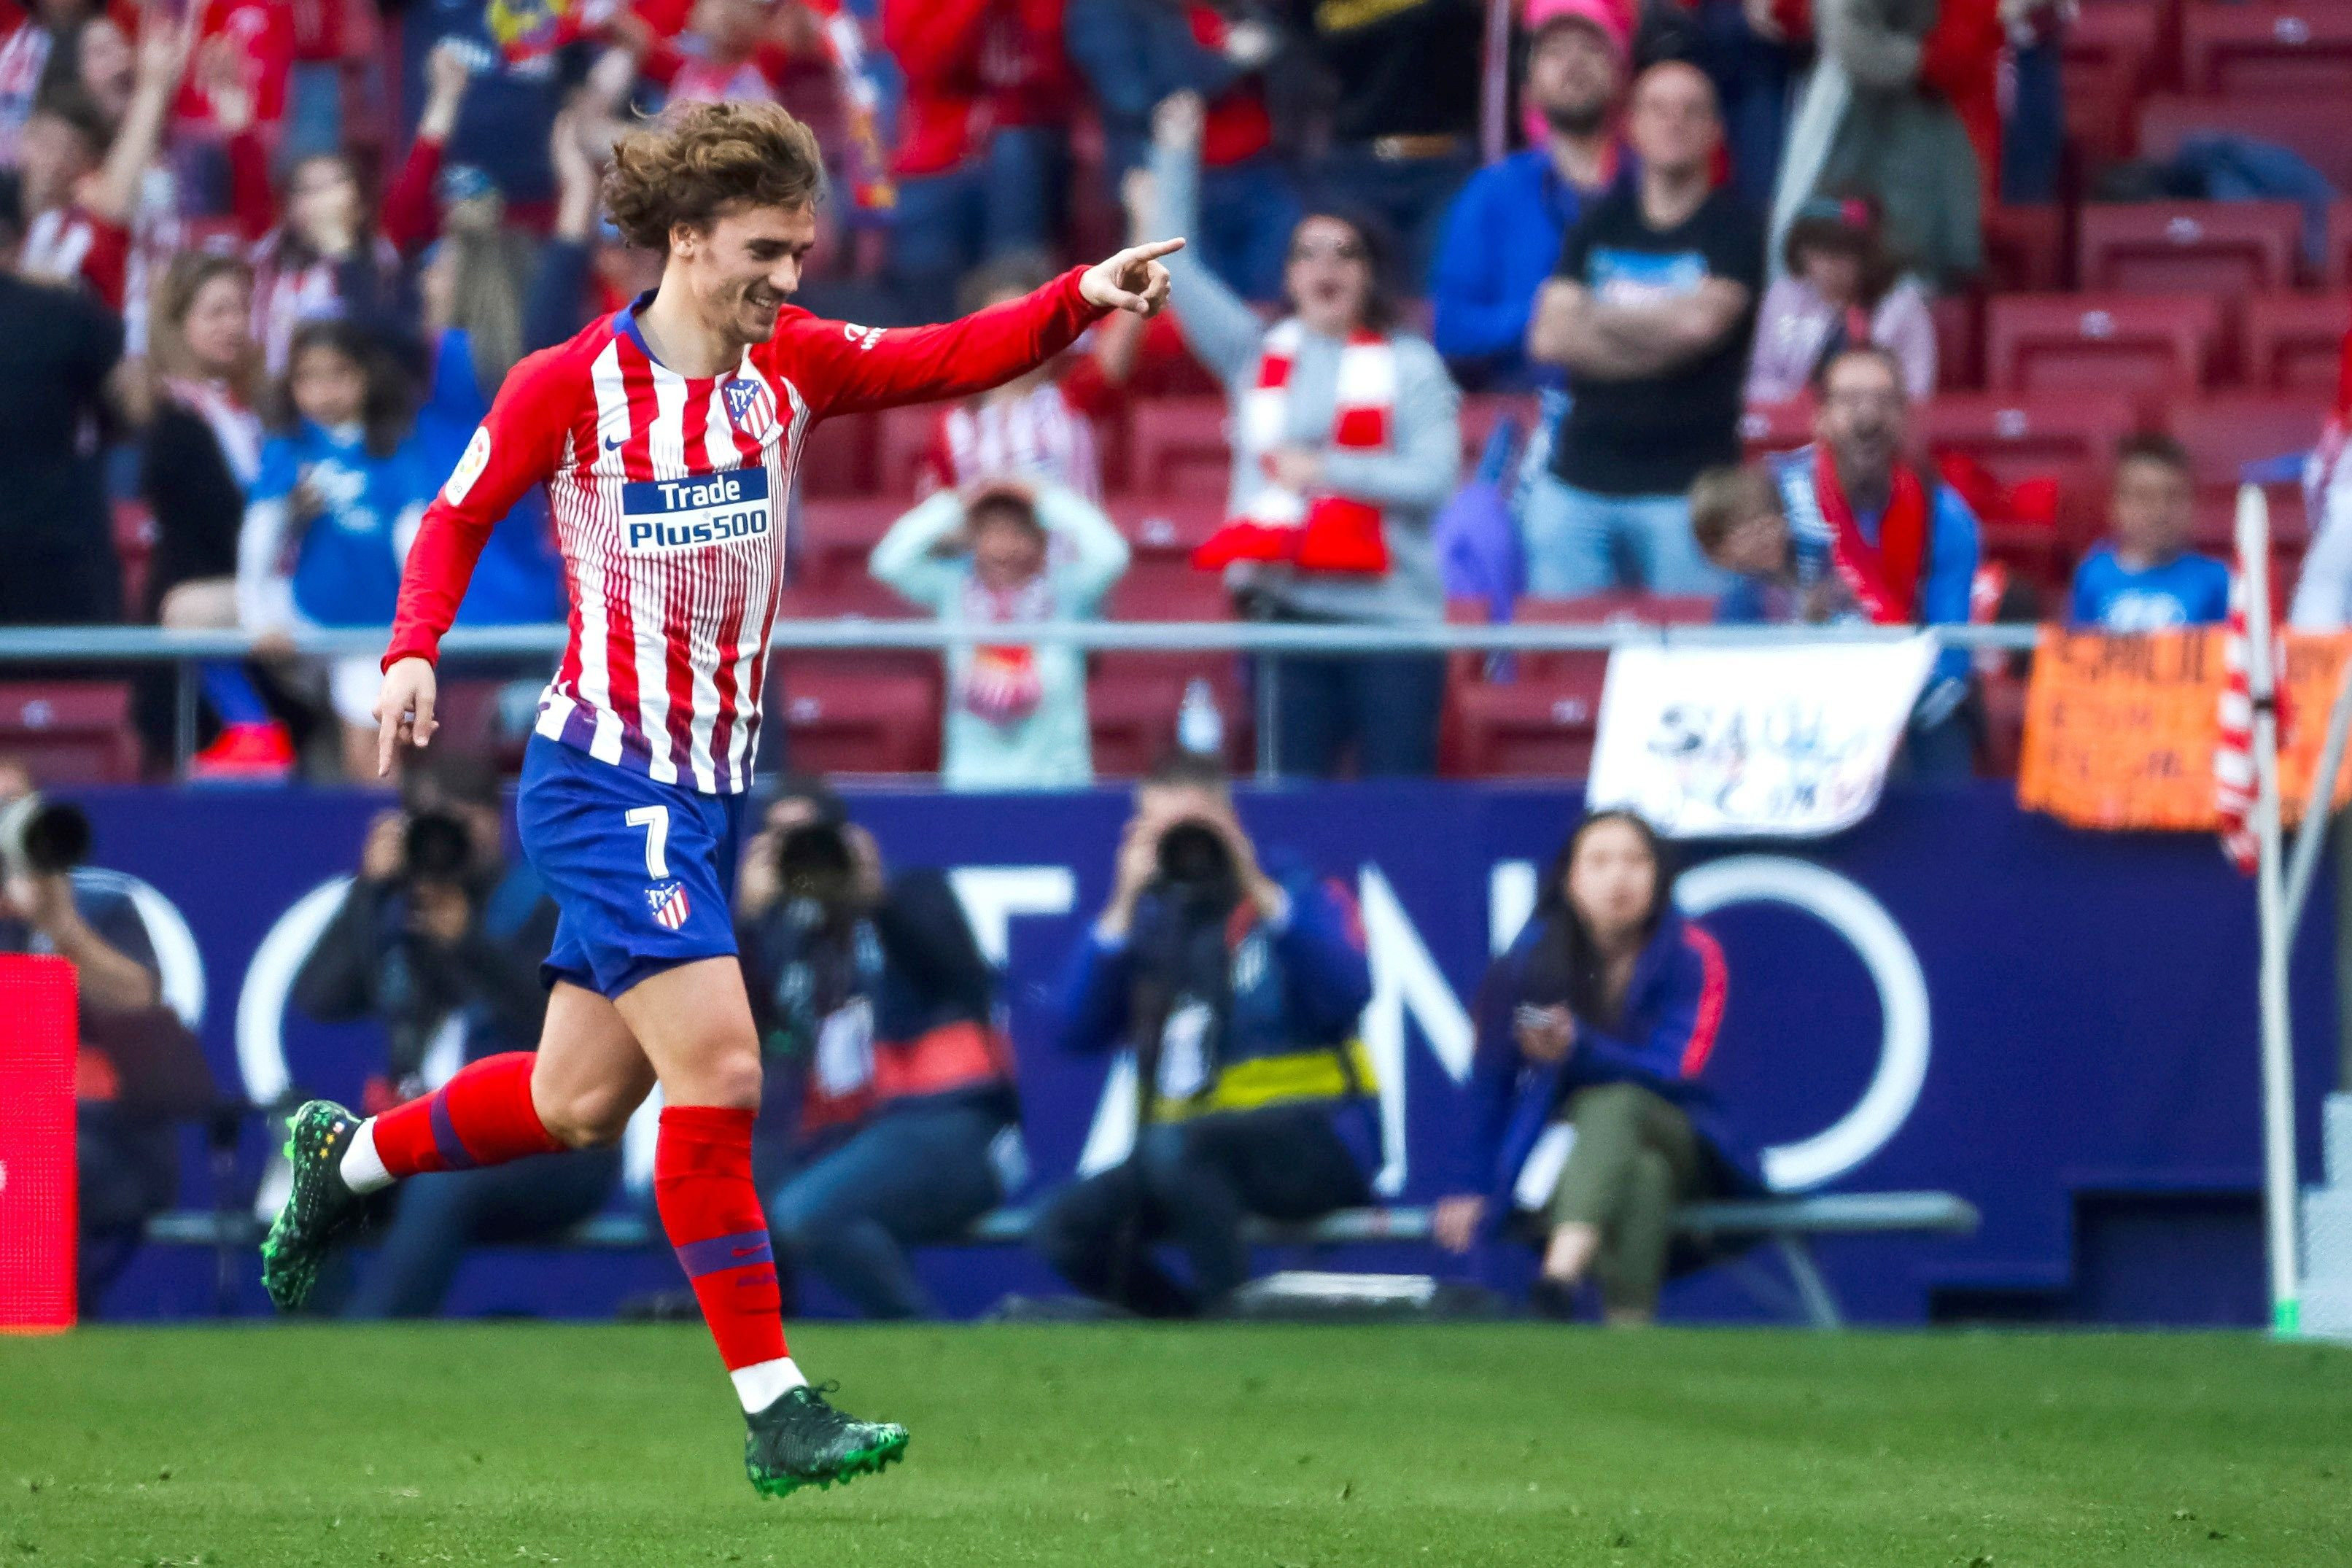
[1065,0,1295,301]
[17,13,189,314]
[881,0,1072,322]
[225,39,474,369]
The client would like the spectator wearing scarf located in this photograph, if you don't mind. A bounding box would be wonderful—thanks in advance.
[1762,344,1981,772]
[869,478,1130,791]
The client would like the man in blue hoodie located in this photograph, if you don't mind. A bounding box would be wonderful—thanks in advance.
[1429,0,1631,392]
[1033,751,1378,1317]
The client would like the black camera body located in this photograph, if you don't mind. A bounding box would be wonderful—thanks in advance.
[0,792,92,880]
[776,820,855,905]
[1154,820,1233,889]
[401,812,474,884]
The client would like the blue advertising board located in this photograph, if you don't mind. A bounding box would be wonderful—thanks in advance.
[78,780,2336,1326]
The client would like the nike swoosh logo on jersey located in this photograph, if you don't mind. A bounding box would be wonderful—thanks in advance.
[604,435,625,451]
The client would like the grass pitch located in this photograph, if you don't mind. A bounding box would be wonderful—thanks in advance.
[3,1324,2348,1567]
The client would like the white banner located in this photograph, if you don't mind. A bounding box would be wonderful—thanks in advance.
[1587,637,1939,839]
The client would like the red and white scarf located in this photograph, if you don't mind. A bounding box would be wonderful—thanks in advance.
[958,575,1052,725]
[1806,444,1931,624]
[1192,320,1394,575]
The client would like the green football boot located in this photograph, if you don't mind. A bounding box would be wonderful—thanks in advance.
[258,1100,370,1311]
[743,1383,909,1498]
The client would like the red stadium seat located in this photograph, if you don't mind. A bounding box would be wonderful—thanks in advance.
[1125,397,1232,500]
[794,497,904,590]
[2138,93,2352,190]
[2165,393,2325,552]
[2181,3,2352,94]
[1930,292,1982,392]
[874,405,940,497]
[1740,398,1813,459]
[1106,495,1227,562]
[1442,596,1714,780]
[1460,394,1541,467]
[2074,201,2301,296]
[1982,205,2067,293]
[0,683,138,783]
[1089,654,1251,777]
[769,662,939,775]
[2323,199,2352,287]
[2243,292,2349,392]
[1103,560,1234,621]
[795,412,874,498]
[1984,292,2222,397]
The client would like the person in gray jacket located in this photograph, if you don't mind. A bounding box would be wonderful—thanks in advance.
[1147,90,1462,778]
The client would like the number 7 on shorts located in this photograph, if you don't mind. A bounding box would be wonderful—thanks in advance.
[626,804,672,879]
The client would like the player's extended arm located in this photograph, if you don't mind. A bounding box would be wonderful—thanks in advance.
[376,349,576,773]
[786,242,1183,419]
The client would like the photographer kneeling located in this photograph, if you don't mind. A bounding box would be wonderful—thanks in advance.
[1432,811,1758,1324]
[737,782,1020,1320]
[1034,753,1378,1317]
[294,754,618,1317]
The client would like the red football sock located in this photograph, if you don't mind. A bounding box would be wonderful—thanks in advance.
[654,1105,786,1373]
[370,1052,564,1178]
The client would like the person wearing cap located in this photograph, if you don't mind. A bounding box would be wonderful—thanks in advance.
[1743,191,1935,407]
[869,477,1132,791]
[1429,0,1632,393]
[1526,61,1763,598]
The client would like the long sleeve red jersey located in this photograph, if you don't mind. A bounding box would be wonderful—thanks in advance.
[385,268,1105,794]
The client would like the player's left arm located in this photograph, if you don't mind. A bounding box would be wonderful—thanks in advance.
[780,240,1185,419]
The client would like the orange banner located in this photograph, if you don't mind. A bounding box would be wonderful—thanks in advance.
[2018,628,2352,831]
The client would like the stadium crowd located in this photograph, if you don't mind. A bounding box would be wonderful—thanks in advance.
[7,0,2346,790]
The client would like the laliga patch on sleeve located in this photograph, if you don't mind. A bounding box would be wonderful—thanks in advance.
[443,426,492,505]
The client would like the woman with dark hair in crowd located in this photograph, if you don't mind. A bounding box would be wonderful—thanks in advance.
[1744,192,1936,406]
[1432,810,1759,1324]
[135,250,313,775]
[1147,88,1460,778]
[415,168,564,627]
[220,41,478,370]
[236,319,437,778]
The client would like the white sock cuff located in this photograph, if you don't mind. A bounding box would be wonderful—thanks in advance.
[731,1357,807,1413]
[340,1118,393,1195]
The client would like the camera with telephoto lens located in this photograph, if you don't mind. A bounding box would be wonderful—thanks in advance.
[0,792,93,880]
[1154,819,1233,890]
[776,820,855,904]
[400,811,473,884]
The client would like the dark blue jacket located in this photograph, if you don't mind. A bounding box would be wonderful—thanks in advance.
[1454,907,1759,1215]
[1055,857,1375,1122]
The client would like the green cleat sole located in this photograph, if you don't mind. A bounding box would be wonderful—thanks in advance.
[750,1429,909,1499]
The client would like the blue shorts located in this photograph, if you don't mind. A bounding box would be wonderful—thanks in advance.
[516,734,748,1001]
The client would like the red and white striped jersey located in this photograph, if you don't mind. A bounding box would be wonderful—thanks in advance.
[386,268,1103,793]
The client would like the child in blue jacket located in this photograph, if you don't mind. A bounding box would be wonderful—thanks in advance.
[237,321,438,777]
[1433,810,1758,1323]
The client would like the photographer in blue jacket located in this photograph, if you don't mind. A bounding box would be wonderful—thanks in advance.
[1432,810,1758,1324]
[1033,751,1379,1317]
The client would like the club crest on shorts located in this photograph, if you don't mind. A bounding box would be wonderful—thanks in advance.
[646,879,691,931]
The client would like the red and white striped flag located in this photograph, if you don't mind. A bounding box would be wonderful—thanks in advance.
[2217,573,2291,875]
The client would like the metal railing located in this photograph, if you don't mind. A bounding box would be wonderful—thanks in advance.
[0,619,2043,780]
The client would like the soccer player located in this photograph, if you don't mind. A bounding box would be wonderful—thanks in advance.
[257,99,1181,1499]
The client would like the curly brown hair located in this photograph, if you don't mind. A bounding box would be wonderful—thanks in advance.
[602,101,827,251]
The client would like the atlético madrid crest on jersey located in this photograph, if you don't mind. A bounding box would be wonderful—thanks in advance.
[645,880,691,931]
[721,376,774,435]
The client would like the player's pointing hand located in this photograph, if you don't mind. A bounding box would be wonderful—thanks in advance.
[373,656,440,778]
[1080,237,1184,319]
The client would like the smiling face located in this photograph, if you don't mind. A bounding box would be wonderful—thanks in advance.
[1564,817,1658,947]
[1817,351,1909,486]
[181,271,253,376]
[670,201,819,352]
[1285,214,1375,338]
